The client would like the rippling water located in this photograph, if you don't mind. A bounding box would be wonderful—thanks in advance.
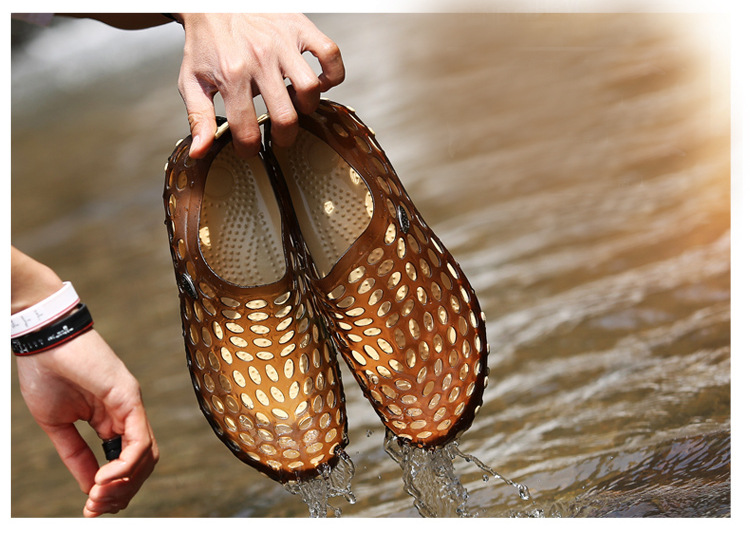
[11,13,731,519]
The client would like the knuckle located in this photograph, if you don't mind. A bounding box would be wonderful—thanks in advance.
[246,42,273,66]
[232,131,262,155]
[319,39,342,62]
[296,74,321,94]
[273,108,298,129]
[221,62,246,84]
[187,113,202,131]
[234,125,261,143]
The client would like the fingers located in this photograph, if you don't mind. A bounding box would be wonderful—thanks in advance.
[94,404,157,486]
[178,76,219,159]
[84,478,131,517]
[84,444,157,518]
[257,70,300,150]
[83,454,157,517]
[178,14,345,158]
[221,80,262,158]
[45,424,100,494]
[301,26,345,92]
[84,408,159,517]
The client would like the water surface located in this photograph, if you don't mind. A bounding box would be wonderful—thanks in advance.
[11,13,730,518]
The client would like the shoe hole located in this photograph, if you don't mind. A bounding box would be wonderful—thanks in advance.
[367,248,385,265]
[328,284,346,300]
[232,370,246,387]
[387,271,402,289]
[354,135,371,153]
[395,284,409,302]
[407,234,420,254]
[396,238,406,259]
[368,289,384,306]
[176,171,188,190]
[377,259,395,276]
[371,157,387,176]
[431,282,443,301]
[423,312,434,332]
[236,351,253,362]
[385,313,400,328]
[384,223,397,245]
[386,199,397,218]
[358,277,376,294]
[378,338,395,354]
[348,266,366,283]
[405,262,417,281]
[377,177,391,193]
[289,381,300,399]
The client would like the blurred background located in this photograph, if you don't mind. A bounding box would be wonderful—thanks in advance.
[11,12,731,518]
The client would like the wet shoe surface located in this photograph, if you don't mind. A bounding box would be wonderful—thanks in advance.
[164,125,349,482]
[271,100,489,448]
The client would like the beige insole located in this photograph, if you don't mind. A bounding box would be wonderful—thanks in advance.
[275,131,373,277]
[199,145,286,287]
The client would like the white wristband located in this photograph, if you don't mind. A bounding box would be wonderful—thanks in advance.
[10,282,80,338]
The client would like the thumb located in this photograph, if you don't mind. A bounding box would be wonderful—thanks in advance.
[45,424,99,494]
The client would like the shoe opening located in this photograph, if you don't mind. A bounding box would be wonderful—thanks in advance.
[275,130,373,278]
[199,145,287,287]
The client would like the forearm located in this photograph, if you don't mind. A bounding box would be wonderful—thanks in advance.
[10,246,65,315]
[60,13,173,30]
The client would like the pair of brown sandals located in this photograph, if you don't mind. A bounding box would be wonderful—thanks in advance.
[163,99,489,483]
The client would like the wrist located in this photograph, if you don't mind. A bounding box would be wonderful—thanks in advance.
[11,303,93,356]
[11,282,81,339]
[11,250,65,315]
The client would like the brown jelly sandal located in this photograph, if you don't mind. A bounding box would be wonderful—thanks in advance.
[163,117,349,483]
[268,99,489,448]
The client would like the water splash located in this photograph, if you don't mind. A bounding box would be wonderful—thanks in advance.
[282,449,357,517]
[453,445,531,502]
[383,429,537,517]
[383,430,472,517]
